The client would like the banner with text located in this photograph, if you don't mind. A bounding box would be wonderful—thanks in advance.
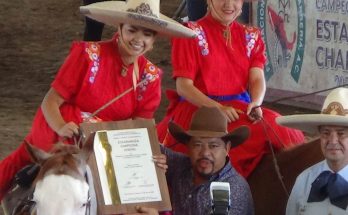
[253,0,348,108]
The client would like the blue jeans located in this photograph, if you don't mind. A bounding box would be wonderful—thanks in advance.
[186,0,207,21]
[82,0,126,41]
[83,0,105,41]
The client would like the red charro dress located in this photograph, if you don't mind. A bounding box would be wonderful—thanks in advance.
[157,15,304,178]
[0,34,162,200]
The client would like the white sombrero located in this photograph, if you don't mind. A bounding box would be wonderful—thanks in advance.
[276,88,348,134]
[80,0,196,38]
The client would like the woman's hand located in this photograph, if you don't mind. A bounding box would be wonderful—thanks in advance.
[127,206,159,215]
[219,105,244,122]
[57,121,79,138]
[152,154,168,173]
[247,68,265,122]
[246,102,263,122]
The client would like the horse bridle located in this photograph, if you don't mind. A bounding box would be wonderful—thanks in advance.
[11,151,92,215]
[84,172,92,215]
[10,187,36,215]
[253,113,290,196]
[12,173,92,215]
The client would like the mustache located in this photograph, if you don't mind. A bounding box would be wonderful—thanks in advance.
[196,158,214,165]
[326,144,342,150]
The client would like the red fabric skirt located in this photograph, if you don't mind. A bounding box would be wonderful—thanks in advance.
[0,104,82,200]
[157,90,305,178]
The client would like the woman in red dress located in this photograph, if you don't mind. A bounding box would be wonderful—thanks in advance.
[157,0,305,178]
[0,0,195,201]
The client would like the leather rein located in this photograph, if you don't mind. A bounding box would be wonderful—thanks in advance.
[252,84,348,196]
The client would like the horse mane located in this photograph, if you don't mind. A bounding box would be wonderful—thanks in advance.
[50,143,80,154]
[248,138,324,215]
[275,138,323,162]
[5,142,93,215]
[34,143,85,183]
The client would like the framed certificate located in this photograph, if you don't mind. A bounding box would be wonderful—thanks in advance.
[80,119,171,214]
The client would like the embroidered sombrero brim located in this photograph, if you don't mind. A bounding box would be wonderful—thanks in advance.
[80,1,196,38]
[276,114,348,134]
[276,87,348,134]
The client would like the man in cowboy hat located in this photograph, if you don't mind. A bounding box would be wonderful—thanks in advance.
[277,87,348,215]
[161,106,253,215]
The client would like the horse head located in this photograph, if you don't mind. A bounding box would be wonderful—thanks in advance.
[15,141,94,215]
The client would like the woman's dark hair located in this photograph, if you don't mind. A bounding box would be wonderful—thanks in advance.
[119,23,157,36]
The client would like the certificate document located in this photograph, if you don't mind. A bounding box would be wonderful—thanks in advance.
[94,128,162,205]
[80,119,172,214]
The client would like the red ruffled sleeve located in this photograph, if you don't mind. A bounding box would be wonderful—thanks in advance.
[51,42,90,101]
[133,59,162,118]
[247,27,267,69]
[171,24,200,80]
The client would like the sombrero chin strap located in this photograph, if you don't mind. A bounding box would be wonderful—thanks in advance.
[118,25,148,91]
[208,0,241,47]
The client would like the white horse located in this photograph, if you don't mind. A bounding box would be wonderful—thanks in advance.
[2,141,96,215]
[2,138,167,215]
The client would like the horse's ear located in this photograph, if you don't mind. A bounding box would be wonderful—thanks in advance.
[24,141,51,164]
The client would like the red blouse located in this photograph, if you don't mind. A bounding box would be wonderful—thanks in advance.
[172,14,266,96]
[0,34,162,201]
[52,35,162,120]
[156,15,304,178]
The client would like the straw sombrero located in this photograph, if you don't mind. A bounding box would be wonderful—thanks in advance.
[276,88,348,134]
[168,106,250,148]
[80,0,196,38]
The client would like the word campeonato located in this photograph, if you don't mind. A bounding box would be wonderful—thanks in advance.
[316,0,348,14]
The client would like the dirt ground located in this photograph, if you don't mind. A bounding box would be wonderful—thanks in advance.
[0,0,184,160]
[0,0,315,213]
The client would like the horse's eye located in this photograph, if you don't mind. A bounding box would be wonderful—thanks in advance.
[81,196,91,208]
[28,200,36,207]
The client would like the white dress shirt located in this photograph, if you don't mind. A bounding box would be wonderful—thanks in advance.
[286,160,348,215]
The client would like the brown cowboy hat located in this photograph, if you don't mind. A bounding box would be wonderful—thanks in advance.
[168,106,250,148]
